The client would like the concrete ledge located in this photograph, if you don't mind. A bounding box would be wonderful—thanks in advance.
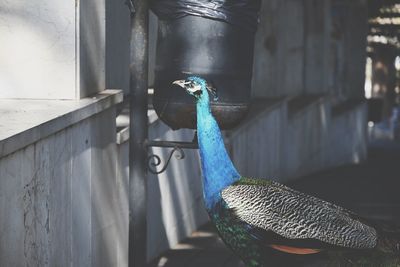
[230,98,286,138]
[332,98,366,117]
[287,95,326,119]
[116,108,159,145]
[0,89,123,158]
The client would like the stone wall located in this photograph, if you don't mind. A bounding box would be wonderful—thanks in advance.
[0,108,123,266]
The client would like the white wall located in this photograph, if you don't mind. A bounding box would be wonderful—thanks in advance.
[230,99,287,179]
[0,108,123,266]
[229,98,367,183]
[0,0,105,99]
[328,102,368,166]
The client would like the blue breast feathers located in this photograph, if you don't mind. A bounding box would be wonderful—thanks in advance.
[195,84,240,210]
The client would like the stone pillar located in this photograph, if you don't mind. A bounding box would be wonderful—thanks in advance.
[304,0,332,95]
[0,0,105,99]
[371,44,398,119]
[252,0,305,98]
[328,0,368,99]
[342,0,368,99]
[106,0,131,96]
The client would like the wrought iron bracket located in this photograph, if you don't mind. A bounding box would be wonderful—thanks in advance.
[145,140,199,175]
[125,0,136,14]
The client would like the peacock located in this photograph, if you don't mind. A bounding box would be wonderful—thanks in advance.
[173,76,400,267]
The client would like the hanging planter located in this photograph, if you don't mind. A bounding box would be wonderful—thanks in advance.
[150,0,261,130]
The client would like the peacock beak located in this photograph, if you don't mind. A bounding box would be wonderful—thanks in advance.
[172,80,187,89]
[172,79,201,96]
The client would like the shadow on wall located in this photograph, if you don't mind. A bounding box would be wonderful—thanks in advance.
[117,118,209,262]
[79,0,106,98]
[105,0,131,94]
[90,110,122,267]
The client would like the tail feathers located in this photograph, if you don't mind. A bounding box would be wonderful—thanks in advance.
[377,235,400,254]
[376,223,400,254]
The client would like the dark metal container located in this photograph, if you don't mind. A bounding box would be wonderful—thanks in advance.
[153,15,256,130]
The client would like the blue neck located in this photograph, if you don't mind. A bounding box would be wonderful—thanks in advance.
[196,93,240,211]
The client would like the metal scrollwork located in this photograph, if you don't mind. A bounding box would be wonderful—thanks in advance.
[125,0,136,14]
[147,147,185,175]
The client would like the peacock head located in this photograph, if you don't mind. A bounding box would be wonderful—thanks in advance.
[173,76,218,102]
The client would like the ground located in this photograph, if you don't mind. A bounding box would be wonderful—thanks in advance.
[149,140,400,267]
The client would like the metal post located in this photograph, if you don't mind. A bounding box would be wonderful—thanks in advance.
[129,0,148,266]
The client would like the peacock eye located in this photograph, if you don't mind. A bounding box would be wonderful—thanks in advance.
[194,90,202,96]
